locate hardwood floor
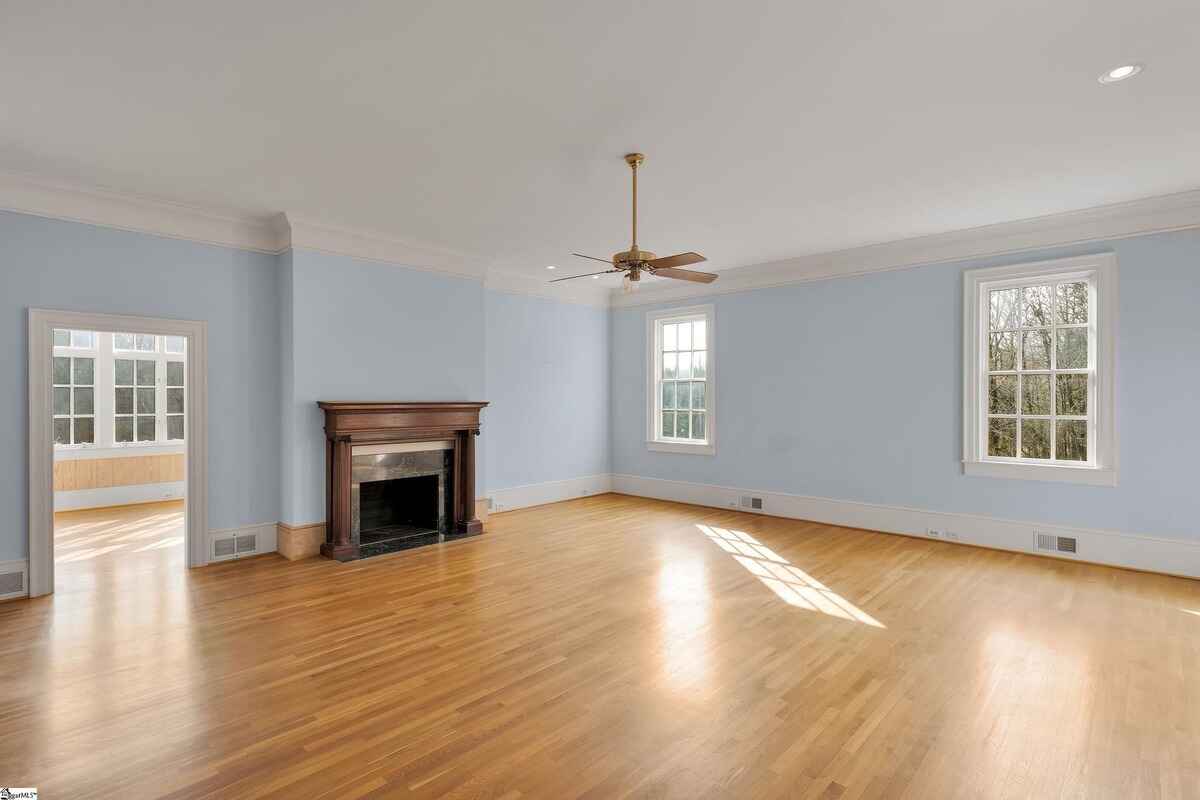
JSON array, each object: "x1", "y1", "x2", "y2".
[
  {"x1": 51, "y1": 500, "x2": 186, "y2": 595},
  {"x1": 2, "y1": 493, "x2": 1198, "y2": 798}
]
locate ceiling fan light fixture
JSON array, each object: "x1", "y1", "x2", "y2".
[{"x1": 1098, "y1": 63, "x2": 1143, "y2": 84}]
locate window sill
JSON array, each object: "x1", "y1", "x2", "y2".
[
  {"x1": 647, "y1": 440, "x2": 715, "y2": 456},
  {"x1": 963, "y1": 460, "x2": 1116, "y2": 487}
]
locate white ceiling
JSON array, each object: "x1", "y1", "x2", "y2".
[{"x1": 2, "y1": 1, "x2": 1198, "y2": 285}]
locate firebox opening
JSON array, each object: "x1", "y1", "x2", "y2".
[{"x1": 358, "y1": 474, "x2": 440, "y2": 544}]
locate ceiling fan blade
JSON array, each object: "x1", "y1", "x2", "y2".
[
  {"x1": 651, "y1": 266, "x2": 718, "y2": 284},
  {"x1": 572, "y1": 253, "x2": 616, "y2": 265},
  {"x1": 645, "y1": 252, "x2": 707, "y2": 270},
  {"x1": 549, "y1": 269, "x2": 623, "y2": 283}
]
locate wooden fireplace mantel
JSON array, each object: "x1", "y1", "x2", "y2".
[{"x1": 318, "y1": 401, "x2": 488, "y2": 561}]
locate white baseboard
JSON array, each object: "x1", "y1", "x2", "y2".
[
  {"x1": 611, "y1": 473, "x2": 1200, "y2": 580},
  {"x1": 487, "y1": 474, "x2": 613, "y2": 513},
  {"x1": 0, "y1": 558, "x2": 29, "y2": 600},
  {"x1": 207, "y1": 522, "x2": 278, "y2": 563},
  {"x1": 55, "y1": 481, "x2": 186, "y2": 511}
]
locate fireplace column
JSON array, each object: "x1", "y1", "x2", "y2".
[
  {"x1": 321, "y1": 435, "x2": 356, "y2": 561},
  {"x1": 458, "y1": 429, "x2": 482, "y2": 535}
]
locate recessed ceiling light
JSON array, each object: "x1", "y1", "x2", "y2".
[
  {"x1": 592, "y1": 275, "x2": 600, "y2": 279},
  {"x1": 1098, "y1": 63, "x2": 1143, "y2": 84},
  {"x1": 546, "y1": 265, "x2": 556, "y2": 270}
]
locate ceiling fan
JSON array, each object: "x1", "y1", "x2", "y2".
[{"x1": 551, "y1": 153, "x2": 717, "y2": 292}]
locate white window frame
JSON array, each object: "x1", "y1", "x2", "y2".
[
  {"x1": 646, "y1": 304, "x2": 716, "y2": 455},
  {"x1": 963, "y1": 253, "x2": 1117, "y2": 486},
  {"x1": 51, "y1": 332, "x2": 99, "y2": 448},
  {"x1": 111, "y1": 333, "x2": 188, "y2": 447}
]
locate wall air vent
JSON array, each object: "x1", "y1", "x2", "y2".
[
  {"x1": 740, "y1": 496, "x2": 764, "y2": 511},
  {"x1": 0, "y1": 567, "x2": 26, "y2": 599},
  {"x1": 1035, "y1": 532, "x2": 1078, "y2": 555},
  {"x1": 235, "y1": 534, "x2": 258, "y2": 554}
]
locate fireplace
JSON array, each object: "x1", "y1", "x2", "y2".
[{"x1": 319, "y1": 402, "x2": 488, "y2": 561}]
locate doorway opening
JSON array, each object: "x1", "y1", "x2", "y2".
[
  {"x1": 51, "y1": 328, "x2": 188, "y2": 595},
  {"x1": 28, "y1": 309, "x2": 208, "y2": 597}
]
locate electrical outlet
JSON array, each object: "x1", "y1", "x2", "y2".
[
  {"x1": 945, "y1": 531, "x2": 959, "y2": 540},
  {"x1": 926, "y1": 528, "x2": 942, "y2": 538}
]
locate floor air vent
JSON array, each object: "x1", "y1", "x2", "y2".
[{"x1": 1035, "y1": 532, "x2": 1078, "y2": 555}]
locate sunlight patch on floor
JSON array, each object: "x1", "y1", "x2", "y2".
[{"x1": 697, "y1": 524, "x2": 884, "y2": 628}]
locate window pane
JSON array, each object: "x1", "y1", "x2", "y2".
[
  {"x1": 71, "y1": 330, "x2": 95, "y2": 348},
  {"x1": 168, "y1": 415, "x2": 185, "y2": 441},
  {"x1": 1056, "y1": 328, "x2": 1087, "y2": 369},
  {"x1": 1056, "y1": 282, "x2": 1088, "y2": 324},
  {"x1": 54, "y1": 417, "x2": 71, "y2": 445},
  {"x1": 137, "y1": 360, "x2": 156, "y2": 386},
  {"x1": 137, "y1": 415, "x2": 156, "y2": 442},
  {"x1": 53, "y1": 386, "x2": 70, "y2": 416},
  {"x1": 1021, "y1": 374, "x2": 1050, "y2": 415},
  {"x1": 115, "y1": 417, "x2": 135, "y2": 443},
  {"x1": 677, "y1": 351, "x2": 693, "y2": 380},
  {"x1": 137, "y1": 387, "x2": 156, "y2": 414},
  {"x1": 114, "y1": 333, "x2": 136, "y2": 350},
  {"x1": 693, "y1": 319, "x2": 706, "y2": 350},
  {"x1": 1021, "y1": 419, "x2": 1051, "y2": 459},
  {"x1": 73, "y1": 357, "x2": 94, "y2": 385},
  {"x1": 989, "y1": 288, "x2": 1020, "y2": 330},
  {"x1": 662, "y1": 323, "x2": 677, "y2": 352},
  {"x1": 53, "y1": 329, "x2": 70, "y2": 347},
  {"x1": 662, "y1": 381, "x2": 676, "y2": 410},
  {"x1": 677, "y1": 382, "x2": 691, "y2": 410},
  {"x1": 677, "y1": 322, "x2": 692, "y2": 351},
  {"x1": 988, "y1": 418, "x2": 1016, "y2": 457},
  {"x1": 1056, "y1": 420, "x2": 1088, "y2": 461},
  {"x1": 692, "y1": 412, "x2": 705, "y2": 440},
  {"x1": 1021, "y1": 330, "x2": 1051, "y2": 369},
  {"x1": 54, "y1": 356, "x2": 71, "y2": 385},
  {"x1": 692, "y1": 381, "x2": 706, "y2": 411},
  {"x1": 676, "y1": 411, "x2": 690, "y2": 439},
  {"x1": 164, "y1": 336, "x2": 186, "y2": 354},
  {"x1": 693, "y1": 351, "x2": 707, "y2": 379},
  {"x1": 115, "y1": 358, "x2": 134, "y2": 385},
  {"x1": 663, "y1": 353, "x2": 676, "y2": 380},
  {"x1": 988, "y1": 375, "x2": 1016, "y2": 414},
  {"x1": 1056, "y1": 374, "x2": 1088, "y2": 415},
  {"x1": 136, "y1": 334, "x2": 156, "y2": 351},
  {"x1": 74, "y1": 417, "x2": 95, "y2": 445},
  {"x1": 988, "y1": 333, "x2": 1016, "y2": 371},
  {"x1": 167, "y1": 388, "x2": 184, "y2": 414},
  {"x1": 115, "y1": 387, "x2": 134, "y2": 415},
  {"x1": 661, "y1": 411, "x2": 675, "y2": 438},
  {"x1": 1022, "y1": 285, "x2": 1052, "y2": 327},
  {"x1": 167, "y1": 361, "x2": 185, "y2": 386},
  {"x1": 73, "y1": 387, "x2": 94, "y2": 415}
]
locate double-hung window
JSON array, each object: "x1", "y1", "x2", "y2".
[
  {"x1": 52, "y1": 330, "x2": 97, "y2": 446},
  {"x1": 647, "y1": 305, "x2": 715, "y2": 454},
  {"x1": 963, "y1": 254, "x2": 1116, "y2": 485},
  {"x1": 52, "y1": 331, "x2": 187, "y2": 450}
]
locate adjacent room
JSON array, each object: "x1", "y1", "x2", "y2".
[{"x1": 1, "y1": 2, "x2": 1198, "y2": 797}]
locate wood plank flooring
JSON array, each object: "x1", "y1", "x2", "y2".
[{"x1": 2, "y1": 493, "x2": 1199, "y2": 798}]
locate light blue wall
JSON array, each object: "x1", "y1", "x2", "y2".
[
  {"x1": 484, "y1": 290, "x2": 610, "y2": 491},
  {"x1": 0, "y1": 210, "x2": 281, "y2": 560},
  {"x1": 611, "y1": 228, "x2": 1200, "y2": 543},
  {"x1": 278, "y1": 248, "x2": 486, "y2": 524}
]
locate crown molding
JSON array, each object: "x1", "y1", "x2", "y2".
[
  {"x1": 484, "y1": 269, "x2": 611, "y2": 309},
  {"x1": 281, "y1": 214, "x2": 490, "y2": 280},
  {"x1": 612, "y1": 188, "x2": 1200, "y2": 308},
  {"x1": 0, "y1": 170, "x2": 284, "y2": 253}
]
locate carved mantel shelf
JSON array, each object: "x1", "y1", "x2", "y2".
[{"x1": 318, "y1": 401, "x2": 488, "y2": 561}]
